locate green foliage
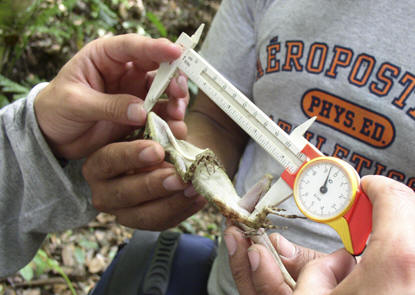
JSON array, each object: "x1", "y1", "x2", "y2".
[
  {"x1": 78, "y1": 238, "x2": 99, "y2": 250},
  {"x1": 0, "y1": 0, "x2": 38, "y2": 71},
  {"x1": 177, "y1": 214, "x2": 218, "y2": 240},
  {"x1": 0, "y1": 0, "x2": 40, "y2": 31},
  {"x1": 146, "y1": 12, "x2": 167, "y2": 37},
  {"x1": 0, "y1": 74, "x2": 30, "y2": 98},
  {"x1": 90, "y1": 0, "x2": 118, "y2": 27},
  {"x1": 19, "y1": 249, "x2": 77, "y2": 295},
  {"x1": 74, "y1": 247, "x2": 86, "y2": 265},
  {"x1": 0, "y1": 0, "x2": 130, "y2": 105},
  {"x1": 0, "y1": 74, "x2": 31, "y2": 107},
  {"x1": 0, "y1": 0, "x2": 125, "y2": 78},
  {"x1": 0, "y1": 0, "x2": 202, "y2": 108},
  {"x1": 0, "y1": 1, "x2": 220, "y2": 293},
  {"x1": 19, "y1": 263, "x2": 34, "y2": 282}
]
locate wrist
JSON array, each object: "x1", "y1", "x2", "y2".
[{"x1": 32, "y1": 82, "x2": 67, "y2": 159}]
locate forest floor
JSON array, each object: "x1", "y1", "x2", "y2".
[{"x1": 0, "y1": 1, "x2": 222, "y2": 294}]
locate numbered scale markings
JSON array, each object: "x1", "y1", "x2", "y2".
[{"x1": 178, "y1": 49, "x2": 305, "y2": 173}]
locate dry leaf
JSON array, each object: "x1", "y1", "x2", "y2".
[{"x1": 87, "y1": 254, "x2": 107, "y2": 274}]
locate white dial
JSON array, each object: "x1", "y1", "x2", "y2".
[{"x1": 293, "y1": 157, "x2": 358, "y2": 221}]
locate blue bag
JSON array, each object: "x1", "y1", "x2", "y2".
[{"x1": 90, "y1": 230, "x2": 217, "y2": 295}]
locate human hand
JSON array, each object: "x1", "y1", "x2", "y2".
[
  {"x1": 34, "y1": 34, "x2": 188, "y2": 160},
  {"x1": 227, "y1": 175, "x2": 415, "y2": 294},
  {"x1": 224, "y1": 225, "x2": 324, "y2": 295},
  {"x1": 82, "y1": 139, "x2": 207, "y2": 230}
]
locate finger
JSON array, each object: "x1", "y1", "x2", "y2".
[
  {"x1": 152, "y1": 86, "x2": 189, "y2": 122},
  {"x1": 87, "y1": 86, "x2": 149, "y2": 125},
  {"x1": 57, "y1": 82, "x2": 148, "y2": 126},
  {"x1": 361, "y1": 175, "x2": 415, "y2": 237},
  {"x1": 152, "y1": 98, "x2": 188, "y2": 122},
  {"x1": 269, "y1": 233, "x2": 325, "y2": 280},
  {"x1": 166, "y1": 97, "x2": 188, "y2": 121},
  {"x1": 114, "y1": 193, "x2": 206, "y2": 230},
  {"x1": 83, "y1": 140, "x2": 165, "y2": 180},
  {"x1": 248, "y1": 244, "x2": 292, "y2": 295},
  {"x1": 89, "y1": 35, "x2": 182, "y2": 74},
  {"x1": 168, "y1": 120, "x2": 188, "y2": 140},
  {"x1": 224, "y1": 225, "x2": 257, "y2": 295},
  {"x1": 148, "y1": 72, "x2": 189, "y2": 116},
  {"x1": 294, "y1": 249, "x2": 356, "y2": 295},
  {"x1": 165, "y1": 73, "x2": 189, "y2": 120},
  {"x1": 91, "y1": 168, "x2": 188, "y2": 211},
  {"x1": 147, "y1": 106, "x2": 188, "y2": 138},
  {"x1": 146, "y1": 97, "x2": 188, "y2": 139},
  {"x1": 54, "y1": 120, "x2": 135, "y2": 159},
  {"x1": 166, "y1": 73, "x2": 189, "y2": 102},
  {"x1": 114, "y1": 68, "x2": 188, "y2": 105}
]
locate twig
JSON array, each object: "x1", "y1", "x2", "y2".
[
  {"x1": 11, "y1": 277, "x2": 65, "y2": 287},
  {"x1": 240, "y1": 224, "x2": 296, "y2": 289},
  {"x1": 267, "y1": 209, "x2": 307, "y2": 219}
]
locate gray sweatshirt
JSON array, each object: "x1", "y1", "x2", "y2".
[
  {"x1": 201, "y1": 0, "x2": 415, "y2": 294},
  {"x1": 0, "y1": 83, "x2": 97, "y2": 277}
]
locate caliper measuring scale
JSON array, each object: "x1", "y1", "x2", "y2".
[
  {"x1": 144, "y1": 24, "x2": 372, "y2": 255},
  {"x1": 182, "y1": 50, "x2": 306, "y2": 174}
]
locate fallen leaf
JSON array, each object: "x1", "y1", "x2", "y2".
[
  {"x1": 88, "y1": 254, "x2": 107, "y2": 274},
  {"x1": 61, "y1": 244, "x2": 75, "y2": 267}
]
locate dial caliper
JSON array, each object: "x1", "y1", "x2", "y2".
[{"x1": 144, "y1": 24, "x2": 372, "y2": 255}]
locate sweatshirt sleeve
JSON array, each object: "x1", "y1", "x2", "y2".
[{"x1": 0, "y1": 83, "x2": 97, "y2": 277}]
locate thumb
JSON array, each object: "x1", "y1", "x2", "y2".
[
  {"x1": 270, "y1": 233, "x2": 325, "y2": 280},
  {"x1": 294, "y1": 249, "x2": 356, "y2": 295},
  {"x1": 75, "y1": 86, "x2": 148, "y2": 125}
]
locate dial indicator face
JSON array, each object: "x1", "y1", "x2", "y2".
[{"x1": 294, "y1": 157, "x2": 357, "y2": 221}]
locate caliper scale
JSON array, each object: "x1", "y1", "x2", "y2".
[{"x1": 144, "y1": 25, "x2": 372, "y2": 255}]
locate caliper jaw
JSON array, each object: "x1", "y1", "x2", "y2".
[
  {"x1": 247, "y1": 117, "x2": 322, "y2": 224},
  {"x1": 143, "y1": 24, "x2": 204, "y2": 112}
]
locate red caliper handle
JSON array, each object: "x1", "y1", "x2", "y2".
[{"x1": 344, "y1": 188, "x2": 372, "y2": 255}]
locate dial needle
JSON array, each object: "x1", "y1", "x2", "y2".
[{"x1": 320, "y1": 167, "x2": 332, "y2": 194}]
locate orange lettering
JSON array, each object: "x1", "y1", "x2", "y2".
[
  {"x1": 257, "y1": 56, "x2": 264, "y2": 79},
  {"x1": 374, "y1": 163, "x2": 386, "y2": 175},
  {"x1": 370, "y1": 63, "x2": 400, "y2": 97},
  {"x1": 277, "y1": 120, "x2": 292, "y2": 133},
  {"x1": 387, "y1": 170, "x2": 405, "y2": 182},
  {"x1": 407, "y1": 178, "x2": 415, "y2": 190},
  {"x1": 282, "y1": 41, "x2": 304, "y2": 72},
  {"x1": 302, "y1": 89, "x2": 395, "y2": 148},
  {"x1": 393, "y1": 72, "x2": 415, "y2": 108},
  {"x1": 332, "y1": 144, "x2": 350, "y2": 160},
  {"x1": 315, "y1": 135, "x2": 326, "y2": 150},
  {"x1": 326, "y1": 46, "x2": 353, "y2": 78},
  {"x1": 304, "y1": 131, "x2": 314, "y2": 141},
  {"x1": 349, "y1": 54, "x2": 375, "y2": 86},
  {"x1": 350, "y1": 153, "x2": 372, "y2": 175},
  {"x1": 407, "y1": 107, "x2": 415, "y2": 120},
  {"x1": 266, "y1": 42, "x2": 280, "y2": 73},
  {"x1": 306, "y1": 43, "x2": 328, "y2": 74}
]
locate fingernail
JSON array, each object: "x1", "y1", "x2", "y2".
[
  {"x1": 138, "y1": 146, "x2": 162, "y2": 163},
  {"x1": 170, "y1": 43, "x2": 182, "y2": 52},
  {"x1": 176, "y1": 74, "x2": 188, "y2": 93},
  {"x1": 184, "y1": 185, "x2": 198, "y2": 198},
  {"x1": 224, "y1": 233, "x2": 237, "y2": 256},
  {"x1": 163, "y1": 174, "x2": 186, "y2": 191},
  {"x1": 177, "y1": 99, "x2": 186, "y2": 118},
  {"x1": 276, "y1": 234, "x2": 296, "y2": 258},
  {"x1": 127, "y1": 103, "x2": 146, "y2": 124},
  {"x1": 248, "y1": 247, "x2": 260, "y2": 271}
]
